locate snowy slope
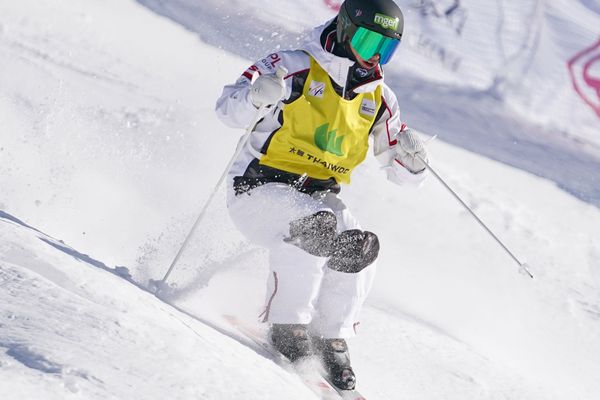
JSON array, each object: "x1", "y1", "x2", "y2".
[
  {"x1": 0, "y1": 212, "x2": 319, "y2": 400},
  {"x1": 138, "y1": 0, "x2": 600, "y2": 207},
  {"x1": 1, "y1": 0, "x2": 600, "y2": 399}
]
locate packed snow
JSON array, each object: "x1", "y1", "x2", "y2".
[{"x1": 1, "y1": 0, "x2": 599, "y2": 399}]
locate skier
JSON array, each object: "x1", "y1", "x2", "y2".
[{"x1": 215, "y1": 0, "x2": 428, "y2": 390}]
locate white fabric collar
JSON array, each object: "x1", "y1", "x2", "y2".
[{"x1": 301, "y1": 20, "x2": 384, "y2": 94}]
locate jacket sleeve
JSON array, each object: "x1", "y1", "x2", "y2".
[
  {"x1": 215, "y1": 51, "x2": 308, "y2": 129},
  {"x1": 371, "y1": 84, "x2": 426, "y2": 186}
]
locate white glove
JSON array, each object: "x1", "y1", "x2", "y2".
[
  {"x1": 395, "y1": 128, "x2": 428, "y2": 174},
  {"x1": 249, "y1": 67, "x2": 288, "y2": 108}
]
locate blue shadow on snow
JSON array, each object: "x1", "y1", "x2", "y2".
[{"x1": 0, "y1": 210, "x2": 132, "y2": 281}]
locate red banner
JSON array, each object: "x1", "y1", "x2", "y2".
[
  {"x1": 323, "y1": 0, "x2": 342, "y2": 12},
  {"x1": 568, "y1": 38, "x2": 600, "y2": 118}
]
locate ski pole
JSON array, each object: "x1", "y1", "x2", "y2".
[
  {"x1": 157, "y1": 104, "x2": 269, "y2": 286},
  {"x1": 416, "y1": 154, "x2": 534, "y2": 279}
]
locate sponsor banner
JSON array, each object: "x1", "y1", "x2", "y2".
[{"x1": 568, "y1": 38, "x2": 600, "y2": 118}]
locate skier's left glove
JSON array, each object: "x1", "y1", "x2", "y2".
[{"x1": 394, "y1": 128, "x2": 428, "y2": 174}]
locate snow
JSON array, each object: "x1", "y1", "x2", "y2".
[
  {"x1": 139, "y1": 0, "x2": 600, "y2": 206},
  {"x1": 0, "y1": 215, "x2": 316, "y2": 400},
  {"x1": 1, "y1": 0, "x2": 600, "y2": 399}
]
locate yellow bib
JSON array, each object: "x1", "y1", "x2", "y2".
[{"x1": 259, "y1": 57, "x2": 382, "y2": 184}]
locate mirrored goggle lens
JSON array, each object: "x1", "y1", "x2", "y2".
[{"x1": 350, "y1": 27, "x2": 400, "y2": 65}]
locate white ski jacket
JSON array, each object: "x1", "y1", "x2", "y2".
[{"x1": 215, "y1": 19, "x2": 424, "y2": 197}]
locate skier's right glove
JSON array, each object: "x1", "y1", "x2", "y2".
[
  {"x1": 249, "y1": 67, "x2": 288, "y2": 108},
  {"x1": 394, "y1": 127, "x2": 428, "y2": 174}
]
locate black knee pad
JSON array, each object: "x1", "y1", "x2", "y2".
[
  {"x1": 327, "y1": 230, "x2": 379, "y2": 273},
  {"x1": 284, "y1": 211, "x2": 337, "y2": 257}
]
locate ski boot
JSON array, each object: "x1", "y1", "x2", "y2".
[
  {"x1": 313, "y1": 337, "x2": 356, "y2": 390},
  {"x1": 270, "y1": 324, "x2": 313, "y2": 362}
]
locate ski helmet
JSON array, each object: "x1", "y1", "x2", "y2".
[{"x1": 336, "y1": 0, "x2": 404, "y2": 64}]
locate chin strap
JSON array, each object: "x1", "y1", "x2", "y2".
[{"x1": 342, "y1": 40, "x2": 357, "y2": 62}]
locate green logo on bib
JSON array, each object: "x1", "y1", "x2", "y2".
[{"x1": 314, "y1": 123, "x2": 345, "y2": 156}]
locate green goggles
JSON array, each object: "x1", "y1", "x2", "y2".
[{"x1": 350, "y1": 26, "x2": 400, "y2": 65}]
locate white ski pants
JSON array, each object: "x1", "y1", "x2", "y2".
[{"x1": 227, "y1": 182, "x2": 376, "y2": 339}]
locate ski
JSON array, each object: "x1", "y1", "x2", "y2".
[{"x1": 223, "y1": 315, "x2": 367, "y2": 400}]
